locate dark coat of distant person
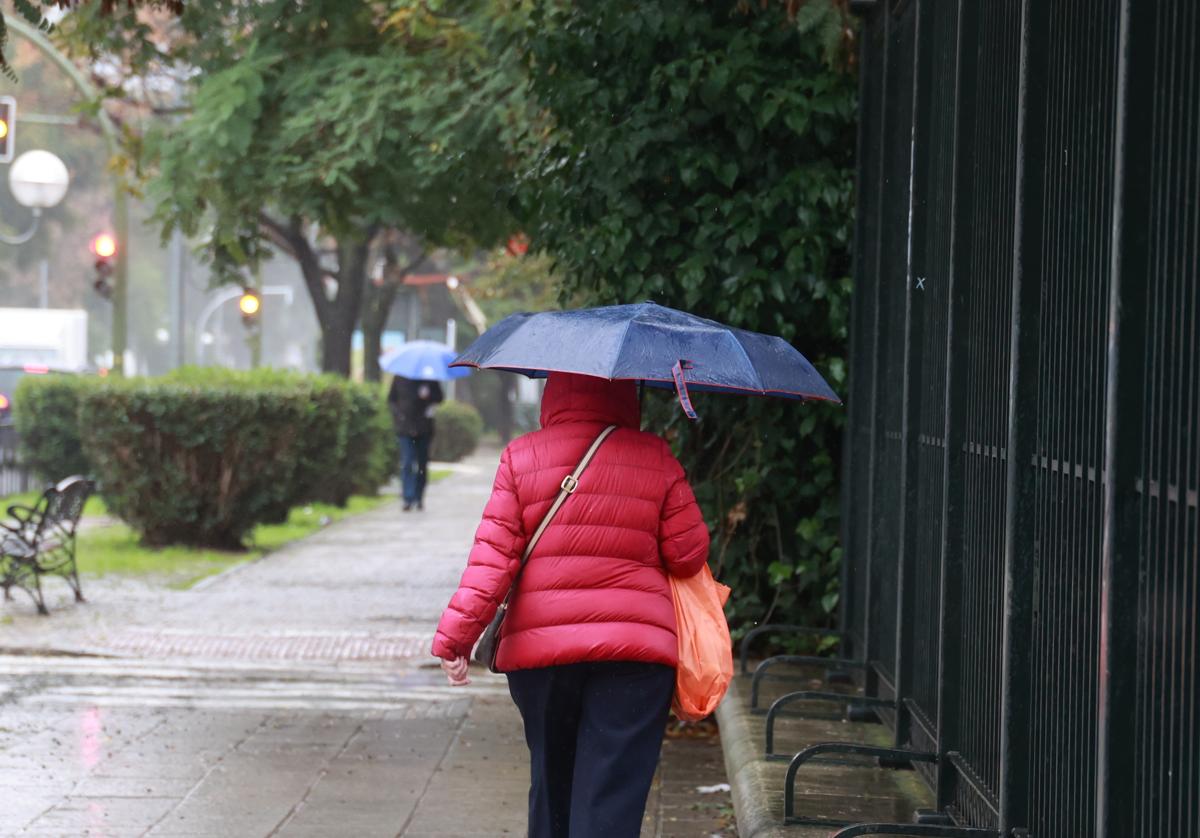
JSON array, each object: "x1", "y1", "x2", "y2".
[{"x1": 388, "y1": 378, "x2": 443, "y2": 438}]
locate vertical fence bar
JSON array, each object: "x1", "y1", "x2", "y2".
[
  {"x1": 935, "y1": 0, "x2": 975, "y2": 814},
  {"x1": 891, "y1": 0, "x2": 927, "y2": 750},
  {"x1": 1097, "y1": 1, "x2": 1153, "y2": 833},
  {"x1": 843, "y1": 3, "x2": 887, "y2": 662},
  {"x1": 900, "y1": 0, "x2": 960, "y2": 765},
  {"x1": 946, "y1": 5, "x2": 1022, "y2": 826},
  {"x1": 867, "y1": 3, "x2": 915, "y2": 703},
  {"x1": 1022, "y1": 3, "x2": 1121, "y2": 834},
  {"x1": 857, "y1": 7, "x2": 892, "y2": 684},
  {"x1": 1121, "y1": 1, "x2": 1200, "y2": 835},
  {"x1": 998, "y1": 0, "x2": 1051, "y2": 832}
]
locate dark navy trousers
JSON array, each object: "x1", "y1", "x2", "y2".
[
  {"x1": 506, "y1": 660, "x2": 675, "y2": 838},
  {"x1": 397, "y1": 433, "x2": 430, "y2": 505}
]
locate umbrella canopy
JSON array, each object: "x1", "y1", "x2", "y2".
[
  {"x1": 380, "y1": 341, "x2": 471, "y2": 381},
  {"x1": 451, "y1": 302, "x2": 838, "y2": 418}
]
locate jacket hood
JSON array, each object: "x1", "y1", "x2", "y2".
[{"x1": 540, "y1": 372, "x2": 641, "y2": 429}]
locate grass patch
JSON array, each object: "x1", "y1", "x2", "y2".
[
  {"x1": 248, "y1": 495, "x2": 389, "y2": 552},
  {"x1": 3, "y1": 493, "x2": 392, "y2": 590},
  {"x1": 78, "y1": 526, "x2": 251, "y2": 590}
]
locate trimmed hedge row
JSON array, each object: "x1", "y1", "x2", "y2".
[
  {"x1": 12, "y1": 373, "x2": 96, "y2": 481},
  {"x1": 82, "y1": 382, "x2": 306, "y2": 548},
  {"x1": 430, "y1": 400, "x2": 484, "y2": 463},
  {"x1": 14, "y1": 369, "x2": 398, "y2": 548}
]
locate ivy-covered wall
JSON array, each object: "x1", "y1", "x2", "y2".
[{"x1": 514, "y1": 1, "x2": 858, "y2": 636}]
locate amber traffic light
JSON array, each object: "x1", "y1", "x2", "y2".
[
  {"x1": 90, "y1": 233, "x2": 118, "y2": 298},
  {"x1": 0, "y1": 96, "x2": 15, "y2": 164},
  {"x1": 239, "y1": 289, "x2": 261, "y2": 328}
]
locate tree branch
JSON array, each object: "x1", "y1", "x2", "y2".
[{"x1": 259, "y1": 211, "x2": 333, "y2": 328}]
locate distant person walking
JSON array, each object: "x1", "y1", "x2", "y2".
[{"x1": 388, "y1": 376, "x2": 443, "y2": 511}]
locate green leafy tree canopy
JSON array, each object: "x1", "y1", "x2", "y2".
[{"x1": 509, "y1": 0, "x2": 858, "y2": 635}]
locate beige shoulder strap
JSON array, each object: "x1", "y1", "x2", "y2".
[{"x1": 500, "y1": 424, "x2": 617, "y2": 608}]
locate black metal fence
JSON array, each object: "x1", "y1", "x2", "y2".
[
  {"x1": 832, "y1": 0, "x2": 1200, "y2": 835},
  {"x1": 0, "y1": 422, "x2": 32, "y2": 497}
]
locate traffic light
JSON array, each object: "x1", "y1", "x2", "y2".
[
  {"x1": 90, "y1": 233, "x2": 117, "y2": 298},
  {"x1": 238, "y1": 288, "x2": 261, "y2": 328},
  {"x1": 0, "y1": 97, "x2": 15, "y2": 164},
  {"x1": 505, "y1": 233, "x2": 529, "y2": 257}
]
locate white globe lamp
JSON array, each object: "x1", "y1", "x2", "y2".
[{"x1": 9, "y1": 149, "x2": 70, "y2": 209}]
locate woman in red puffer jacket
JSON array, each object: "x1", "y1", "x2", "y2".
[{"x1": 432, "y1": 372, "x2": 709, "y2": 838}]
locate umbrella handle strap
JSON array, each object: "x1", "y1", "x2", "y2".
[{"x1": 672, "y1": 360, "x2": 699, "y2": 421}]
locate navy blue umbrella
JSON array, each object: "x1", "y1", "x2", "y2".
[{"x1": 451, "y1": 302, "x2": 839, "y2": 419}]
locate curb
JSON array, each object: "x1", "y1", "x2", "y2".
[{"x1": 716, "y1": 676, "x2": 799, "y2": 838}]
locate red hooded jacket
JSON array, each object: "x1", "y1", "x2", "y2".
[{"x1": 431, "y1": 372, "x2": 710, "y2": 671}]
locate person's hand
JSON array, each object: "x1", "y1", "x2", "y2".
[{"x1": 440, "y1": 655, "x2": 471, "y2": 686}]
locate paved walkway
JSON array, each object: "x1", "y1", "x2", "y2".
[{"x1": 0, "y1": 445, "x2": 735, "y2": 837}]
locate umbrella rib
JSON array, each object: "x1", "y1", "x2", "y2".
[
  {"x1": 727, "y1": 330, "x2": 767, "y2": 393},
  {"x1": 608, "y1": 311, "x2": 641, "y2": 381}
]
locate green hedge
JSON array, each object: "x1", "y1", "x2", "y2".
[
  {"x1": 13, "y1": 374, "x2": 99, "y2": 483},
  {"x1": 15, "y1": 368, "x2": 397, "y2": 548},
  {"x1": 430, "y1": 400, "x2": 483, "y2": 462},
  {"x1": 163, "y1": 368, "x2": 395, "y2": 507},
  {"x1": 80, "y1": 380, "x2": 307, "y2": 548}
]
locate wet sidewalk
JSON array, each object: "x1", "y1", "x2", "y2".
[{"x1": 0, "y1": 445, "x2": 735, "y2": 837}]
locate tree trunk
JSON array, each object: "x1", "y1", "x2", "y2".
[
  {"x1": 324, "y1": 234, "x2": 373, "y2": 376},
  {"x1": 258, "y1": 214, "x2": 378, "y2": 378},
  {"x1": 321, "y1": 316, "x2": 355, "y2": 376},
  {"x1": 361, "y1": 233, "x2": 425, "y2": 383},
  {"x1": 360, "y1": 299, "x2": 388, "y2": 382}
]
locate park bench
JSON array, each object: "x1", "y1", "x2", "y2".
[{"x1": 0, "y1": 475, "x2": 91, "y2": 615}]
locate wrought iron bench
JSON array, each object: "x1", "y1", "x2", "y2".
[{"x1": 1, "y1": 475, "x2": 91, "y2": 615}]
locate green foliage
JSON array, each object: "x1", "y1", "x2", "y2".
[
  {"x1": 79, "y1": 378, "x2": 308, "y2": 548},
  {"x1": 430, "y1": 400, "x2": 484, "y2": 463},
  {"x1": 57, "y1": 0, "x2": 523, "y2": 282},
  {"x1": 16, "y1": 369, "x2": 400, "y2": 549},
  {"x1": 13, "y1": 374, "x2": 100, "y2": 483},
  {"x1": 511, "y1": 1, "x2": 857, "y2": 637},
  {"x1": 162, "y1": 367, "x2": 395, "y2": 508},
  {"x1": 321, "y1": 382, "x2": 397, "y2": 506},
  {"x1": 53, "y1": 0, "x2": 526, "y2": 375}
]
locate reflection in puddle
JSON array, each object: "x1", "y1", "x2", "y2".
[
  {"x1": 88, "y1": 800, "x2": 108, "y2": 835},
  {"x1": 79, "y1": 705, "x2": 103, "y2": 770}
]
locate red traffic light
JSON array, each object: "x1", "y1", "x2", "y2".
[
  {"x1": 91, "y1": 233, "x2": 118, "y2": 259},
  {"x1": 505, "y1": 233, "x2": 529, "y2": 257}
]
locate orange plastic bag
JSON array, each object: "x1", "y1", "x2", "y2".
[{"x1": 670, "y1": 564, "x2": 733, "y2": 721}]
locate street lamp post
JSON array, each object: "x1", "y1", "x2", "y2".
[
  {"x1": 7, "y1": 17, "x2": 130, "y2": 376},
  {"x1": 1, "y1": 149, "x2": 69, "y2": 245},
  {"x1": 194, "y1": 284, "x2": 294, "y2": 366}
]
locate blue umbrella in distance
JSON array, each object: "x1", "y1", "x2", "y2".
[
  {"x1": 451, "y1": 301, "x2": 838, "y2": 419},
  {"x1": 380, "y1": 341, "x2": 471, "y2": 381}
]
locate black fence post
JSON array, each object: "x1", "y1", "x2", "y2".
[
  {"x1": 891, "y1": 0, "x2": 928, "y2": 750},
  {"x1": 1096, "y1": 2, "x2": 1150, "y2": 832},
  {"x1": 1098, "y1": 1, "x2": 1200, "y2": 835},
  {"x1": 840, "y1": 0, "x2": 881, "y2": 663},
  {"x1": 934, "y1": 0, "x2": 976, "y2": 815},
  {"x1": 859, "y1": 6, "x2": 893, "y2": 696},
  {"x1": 997, "y1": 0, "x2": 1051, "y2": 833}
]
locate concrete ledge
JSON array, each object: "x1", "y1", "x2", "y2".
[
  {"x1": 718, "y1": 676, "x2": 824, "y2": 838},
  {"x1": 717, "y1": 673, "x2": 934, "y2": 838}
]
